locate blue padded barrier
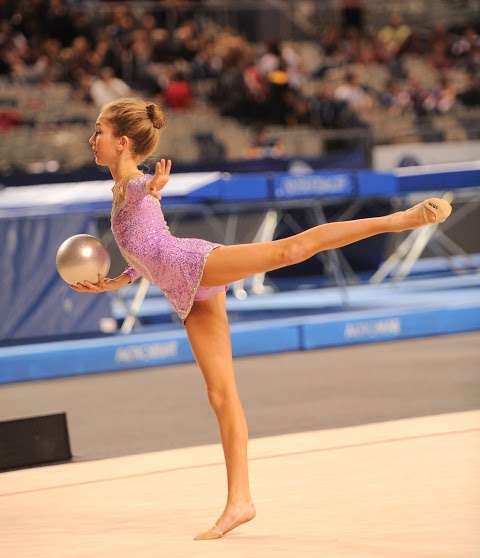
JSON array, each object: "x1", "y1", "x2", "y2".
[
  {"x1": 0, "y1": 330, "x2": 193, "y2": 383},
  {"x1": 396, "y1": 167, "x2": 480, "y2": 193},
  {"x1": 230, "y1": 321, "x2": 300, "y2": 357},
  {"x1": 2, "y1": 296, "x2": 479, "y2": 384},
  {"x1": 220, "y1": 174, "x2": 270, "y2": 201},
  {"x1": 169, "y1": 182, "x2": 222, "y2": 202},
  {"x1": 0, "y1": 320, "x2": 301, "y2": 384},
  {"x1": 357, "y1": 171, "x2": 398, "y2": 196},
  {"x1": 301, "y1": 303, "x2": 480, "y2": 350}
]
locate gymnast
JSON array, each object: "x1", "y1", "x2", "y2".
[{"x1": 69, "y1": 97, "x2": 452, "y2": 540}]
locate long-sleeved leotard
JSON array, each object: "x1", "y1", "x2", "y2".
[{"x1": 111, "y1": 173, "x2": 227, "y2": 322}]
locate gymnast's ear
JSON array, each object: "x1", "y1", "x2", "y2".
[{"x1": 118, "y1": 135, "x2": 131, "y2": 153}]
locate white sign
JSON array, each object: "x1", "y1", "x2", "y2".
[{"x1": 374, "y1": 141, "x2": 480, "y2": 171}]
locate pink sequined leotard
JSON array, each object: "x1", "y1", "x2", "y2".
[{"x1": 110, "y1": 173, "x2": 227, "y2": 322}]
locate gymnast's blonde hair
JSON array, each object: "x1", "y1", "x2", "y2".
[{"x1": 102, "y1": 97, "x2": 166, "y2": 208}]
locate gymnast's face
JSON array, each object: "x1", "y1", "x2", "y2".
[{"x1": 88, "y1": 114, "x2": 130, "y2": 167}]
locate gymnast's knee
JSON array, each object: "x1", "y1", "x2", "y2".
[{"x1": 207, "y1": 388, "x2": 239, "y2": 413}]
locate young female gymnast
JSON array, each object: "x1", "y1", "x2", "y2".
[{"x1": 70, "y1": 97, "x2": 452, "y2": 540}]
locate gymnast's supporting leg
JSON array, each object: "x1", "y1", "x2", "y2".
[
  {"x1": 200, "y1": 197, "x2": 452, "y2": 287},
  {"x1": 184, "y1": 291, "x2": 256, "y2": 540}
]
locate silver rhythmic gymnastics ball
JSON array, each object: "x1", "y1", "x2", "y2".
[{"x1": 56, "y1": 234, "x2": 111, "y2": 285}]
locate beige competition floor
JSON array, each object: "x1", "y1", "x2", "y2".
[{"x1": 1, "y1": 409, "x2": 479, "y2": 558}]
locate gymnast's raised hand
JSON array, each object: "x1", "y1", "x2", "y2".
[{"x1": 146, "y1": 158, "x2": 172, "y2": 199}]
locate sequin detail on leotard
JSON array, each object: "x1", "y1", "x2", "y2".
[{"x1": 110, "y1": 174, "x2": 227, "y2": 322}]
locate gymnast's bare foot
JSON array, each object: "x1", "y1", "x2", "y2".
[
  {"x1": 390, "y1": 197, "x2": 452, "y2": 232},
  {"x1": 194, "y1": 501, "x2": 256, "y2": 540}
]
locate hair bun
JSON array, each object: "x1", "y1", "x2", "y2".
[{"x1": 146, "y1": 103, "x2": 165, "y2": 129}]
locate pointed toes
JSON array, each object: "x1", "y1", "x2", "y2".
[
  {"x1": 425, "y1": 198, "x2": 452, "y2": 223},
  {"x1": 438, "y1": 199, "x2": 453, "y2": 221},
  {"x1": 432, "y1": 198, "x2": 452, "y2": 222},
  {"x1": 193, "y1": 527, "x2": 223, "y2": 540}
]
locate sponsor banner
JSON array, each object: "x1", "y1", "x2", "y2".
[{"x1": 273, "y1": 172, "x2": 355, "y2": 199}]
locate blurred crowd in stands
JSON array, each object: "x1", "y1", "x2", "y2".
[{"x1": 1, "y1": 0, "x2": 480, "y2": 133}]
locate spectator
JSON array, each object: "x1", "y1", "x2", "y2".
[
  {"x1": 162, "y1": 68, "x2": 193, "y2": 109},
  {"x1": 90, "y1": 37, "x2": 122, "y2": 76},
  {"x1": 171, "y1": 21, "x2": 200, "y2": 62},
  {"x1": 0, "y1": 108, "x2": 22, "y2": 131},
  {"x1": 429, "y1": 37, "x2": 451, "y2": 70},
  {"x1": 123, "y1": 29, "x2": 159, "y2": 95},
  {"x1": 378, "y1": 13, "x2": 412, "y2": 57},
  {"x1": 311, "y1": 81, "x2": 368, "y2": 129},
  {"x1": 13, "y1": 37, "x2": 65, "y2": 84},
  {"x1": 43, "y1": 0, "x2": 76, "y2": 47},
  {"x1": 379, "y1": 79, "x2": 411, "y2": 115},
  {"x1": 243, "y1": 47, "x2": 268, "y2": 104},
  {"x1": 90, "y1": 66, "x2": 131, "y2": 108},
  {"x1": 257, "y1": 40, "x2": 282, "y2": 77},
  {"x1": 62, "y1": 35, "x2": 93, "y2": 82},
  {"x1": 334, "y1": 71, "x2": 374, "y2": 111},
  {"x1": 284, "y1": 90, "x2": 312, "y2": 125},
  {"x1": 245, "y1": 124, "x2": 285, "y2": 159},
  {"x1": 458, "y1": 74, "x2": 480, "y2": 107},
  {"x1": 190, "y1": 40, "x2": 220, "y2": 80},
  {"x1": 210, "y1": 46, "x2": 250, "y2": 120},
  {"x1": 106, "y1": 3, "x2": 137, "y2": 48},
  {"x1": 265, "y1": 61, "x2": 292, "y2": 124},
  {"x1": 282, "y1": 43, "x2": 304, "y2": 89},
  {"x1": 339, "y1": 0, "x2": 365, "y2": 32},
  {"x1": 194, "y1": 131, "x2": 226, "y2": 161},
  {"x1": 436, "y1": 78, "x2": 458, "y2": 113},
  {"x1": 450, "y1": 27, "x2": 479, "y2": 59},
  {"x1": 151, "y1": 28, "x2": 176, "y2": 64},
  {"x1": 72, "y1": 69, "x2": 95, "y2": 104},
  {"x1": 408, "y1": 78, "x2": 435, "y2": 117}
]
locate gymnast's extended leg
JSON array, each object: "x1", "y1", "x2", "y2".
[
  {"x1": 200, "y1": 197, "x2": 452, "y2": 287},
  {"x1": 184, "y1": 291, "x2": 256, "y2": 540}
]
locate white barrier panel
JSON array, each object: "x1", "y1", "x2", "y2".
[
  {"x1": 374, "y1": 141, "x2": 480, "y2": 171},
  {"x1": 0, "y1": 172, "x2": 222, "y2": 208}
]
